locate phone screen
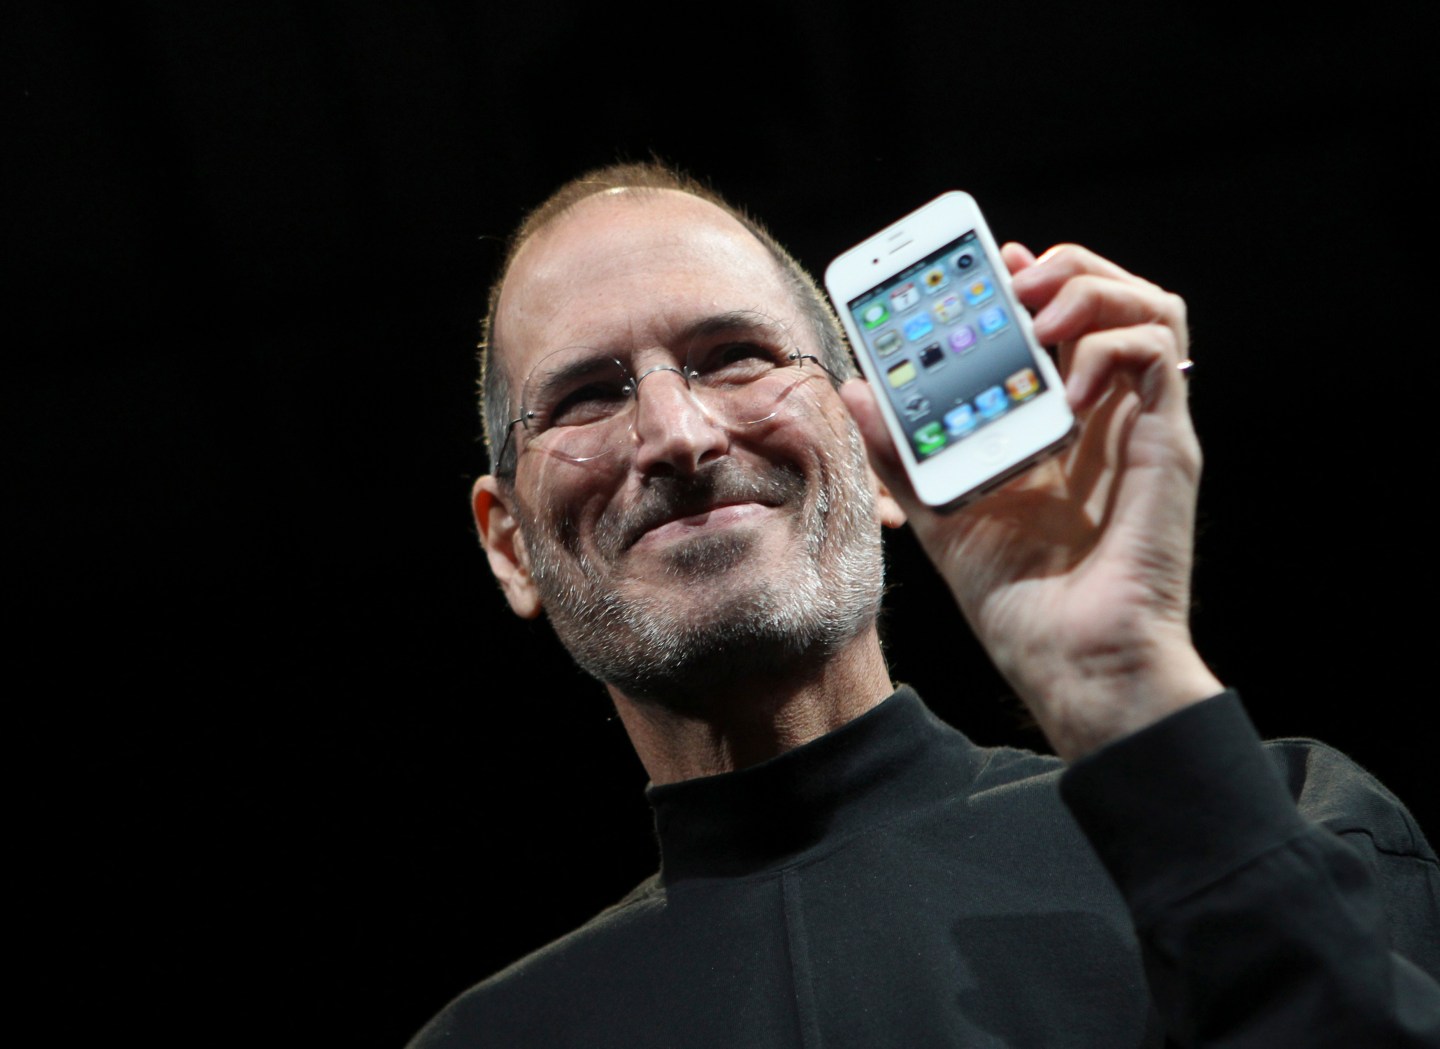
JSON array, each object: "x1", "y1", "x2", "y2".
[{"x1": 846, "y1": 233, "x2": 1051, "y2": 462}]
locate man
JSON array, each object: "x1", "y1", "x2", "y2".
[{"x1": 412, "y1": 164, "x2": 1440, "y2": 1046}]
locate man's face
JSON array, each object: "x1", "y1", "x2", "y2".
[{"x1": 486, "y1": 190, "x2": 885, "y2": 702}]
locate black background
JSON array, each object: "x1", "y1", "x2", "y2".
[{"x1": 12, "y1": 2, "x2": 1432, "y2": 1044}]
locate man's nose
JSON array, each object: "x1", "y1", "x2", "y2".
[{"x1": 630, "y1": 366, "x2": 728, "y2": 477}]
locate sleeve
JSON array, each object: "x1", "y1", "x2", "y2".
[{"x1": 1059, "y1": 690, "x2": 1440, "y2": 1048}]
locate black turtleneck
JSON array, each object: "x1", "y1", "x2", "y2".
[
  {"x1": 412, "y1": 688, "x2": 1440, "y2": 1048},
  {"x1": 648, "y1": 686, "x2": 995, "y2": 883}
]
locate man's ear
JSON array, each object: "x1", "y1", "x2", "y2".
[
  {"x1": 868, "y1": 466, "x2": 907, "y2": 530},
  {"x1": 472, "y1": 475, "x2": 543, "y2": 619}
]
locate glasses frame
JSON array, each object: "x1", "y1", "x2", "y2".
[{"x1": 493, "y1": 349, "x2": 844, "y2": 478}]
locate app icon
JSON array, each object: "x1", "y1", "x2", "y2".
[
  {"x1": 1005, "y1": 367, "x2": 1040, "y2": 401},
  {"x1": 914, "y1": 422, "x2": 946, "y2": 456},
  {"x1": 890, "y1": 282, "x2": 920, "y2": 312},
  {"x1": 978, "y1": 306, "x2": 1009, "y2": 335},
  {"x1": 948, "y1": 326, "x2": 977, "y2": 353},
  {"x1": 933, "y1": 293, "x2": 964, "y2": 324},
  {"x1": 919, "y1": 343, "x2": 945, "y2": 370},
  {"x1": 963, "y1": 277, "x2": 994, "y2": 306},
  {"x1": 953, "y1": 251, "x2": 975, "y2": 270},
  {"x1": 902, "y1": 393, "x2": 931, "y2": 419},
  {"x1": 944, "y1": 403, "x2": 978, "y2": 437},
  {"x1": 887, "y1": 359, "x2": 918, "y2": 388},
  {"x1": 874, "y1": 329, "x2": 902, "y2": 357},
  {"x1": 903, "y1": 314, "x2": 934, "y2": 342},
  {"x1": 861, "y1": 301, "x2": 889, "y2": 329},
  {"x1": 976, "y1": 385, "x2": 1008, "y2": 419},
  {"x1": 922, "y1": 266, "x2": 950, "y2": 294}
]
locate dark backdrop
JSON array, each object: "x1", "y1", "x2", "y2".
[{"x1": 12, "y1": 2, "x2": 1432, "y2": 1044}]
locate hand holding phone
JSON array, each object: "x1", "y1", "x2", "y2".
[
  {"x1": 834, "y1": 204, "x2": 1217, "y2": 757},
  {"x1": 825, "y1": 192, "x2": 1074, "y2": 511}
]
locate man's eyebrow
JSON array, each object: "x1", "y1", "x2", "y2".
[
  {"x1": 522, "y1": 311, "x2": 792, "y2": 382},
  {"x1": 675, "y1": 310, "x2": 790, "y2": 345},
  {"x1": 528, "y1": 351, "x2": 620, "y2": 396}
]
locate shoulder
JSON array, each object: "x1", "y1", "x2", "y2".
[
  {"x1": 1264, "y1": 736, "x2": 1436, "y2": 861},
  {"x1": 959, "y1": 720, "x2": 1435, "y2": 860},
  {"x1": 406, "y1": 874, "x2": 664, "y2": 1049},
  {"x1": 1262, "y1": 738, "x2": 1440, "y2": 974},
  {"x1": 969, "y1": 741, "x2": 1065, "y2": 789}
]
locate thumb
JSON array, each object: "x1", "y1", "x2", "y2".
[{"x1": 839, "y1": 378, "x2": 920, "y2": 513}]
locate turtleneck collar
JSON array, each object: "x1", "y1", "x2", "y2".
[{"x1": 646, "y1": 687, "x2": 989, "y2": 884}]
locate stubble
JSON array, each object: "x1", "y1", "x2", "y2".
[{"x1": 515, "y1": 423, "x2": 885, "y2": 706}]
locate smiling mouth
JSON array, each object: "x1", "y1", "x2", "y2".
[
  {"x1": 631, "y1": 501, "x2": 776, "y2": 548},
  {"x1": 602, "y1": 460, "x2": 807, "y2": 554}
]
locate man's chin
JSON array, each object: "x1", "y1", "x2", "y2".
[
  {"x1": 655, "y1": 529, "x2": 756, "y2": 578},
  {"x1": 544, "y1": 533, "x2": 880, "y2": 707}
]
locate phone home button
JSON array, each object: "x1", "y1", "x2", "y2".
[{"x1": 979, "y1": 433, "x2": 1010, "y2": 463}]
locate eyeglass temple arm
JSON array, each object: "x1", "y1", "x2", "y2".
[{"x1": 792, "y1": 351, "x2": 848, "y2": 387}]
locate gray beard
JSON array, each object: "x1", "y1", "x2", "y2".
[{"x1": 517, "y1": 425, "x2": 885, "y2": 706}]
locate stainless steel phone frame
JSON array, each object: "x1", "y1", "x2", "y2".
[{"x1": 825, "y1": 191, "x2": 1075, "y2": 511}]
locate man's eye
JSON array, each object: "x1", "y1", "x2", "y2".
[
  {"x1": 547, "y1": 381, "x2": 630, "y2": 427},
  {"x1": 693, "y1": 342, "x2": 782, "y2": 383}
]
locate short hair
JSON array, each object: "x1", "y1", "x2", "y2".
[{"x1": 479, "y1": 161, "x2": 854, "y2": 477}]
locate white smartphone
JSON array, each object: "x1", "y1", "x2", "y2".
[{"x1": 825, "y1": 191, "x2": 1075, "y2": 511}]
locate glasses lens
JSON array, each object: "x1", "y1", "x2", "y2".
[
  {"x1": 511, "y1": 320, "x2": 831, "y2": 468},
  {"x1": 681, "y1": 337, "x2": 815, "y2": 428},
  {"x1": 516, "y1": 348, "x2": 632, "y2": 466}
]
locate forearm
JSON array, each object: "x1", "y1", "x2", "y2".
[{"x1": 1062, "y1": 694, "x2": 1440, "y2": 1047}]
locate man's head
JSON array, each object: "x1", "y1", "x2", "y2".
[{"x1": 473, "y1": 164, "x2": 900, "y2": 704}]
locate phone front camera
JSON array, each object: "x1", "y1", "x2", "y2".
[{"x1": 872, "y1": 258, "x2": 879, "y2": 265}]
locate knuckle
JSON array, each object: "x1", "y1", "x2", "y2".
[
  {"x1": 1039, "y1": 242, "x2": 1085, "y2": 273},
  {"x1": 1063, "y1": 273, "x2": 1108, "y2": 312},
  {"x1": 1177, "y1": 432, "x2": 1204, "y2": 480},
  {"x1": 1145, "y1": 322, "x2": 1179, "y2": 357},
  {"x1": 1162, "y1": 291, "x2": 1188, "y2": 328}
]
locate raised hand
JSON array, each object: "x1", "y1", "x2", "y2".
[{"x1": 841, "y1": 243, "x2": 1222, "y2": 759}]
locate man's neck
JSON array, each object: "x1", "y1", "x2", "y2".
[{"x1": 607, "y1": 628, "x2": 895, "y2": 785}]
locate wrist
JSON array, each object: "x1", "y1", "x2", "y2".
[{"x1": 1021, "y1": 638, "x2": 1224, "y2": 761}]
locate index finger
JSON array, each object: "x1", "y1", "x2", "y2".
[{"x1": 1010, "y1": 244, "x2": 1157, "y2": 311}]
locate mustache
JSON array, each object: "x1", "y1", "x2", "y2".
[{"x1": 595, "y1": 459, "x2": 807, "y2": 555}]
